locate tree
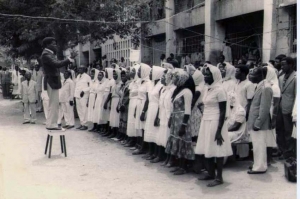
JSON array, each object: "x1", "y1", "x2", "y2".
[{"x1": 0, "y1": 0, "x2": 150, "y2": 60}]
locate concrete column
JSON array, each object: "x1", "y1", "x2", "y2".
[
  {"x1": 89, "y1": 42, "x2": 96, "y2": 64},
  {"x1": 204, "y1": 0, "x2": 225, "y2": 64},
  {"x1": 165, "y1": 0, "x2": 176, "y2": 57},
  {"x1": 262, "y1": 0, "x2": 277, "y2": 62}
]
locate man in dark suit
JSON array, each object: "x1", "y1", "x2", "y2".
[
  {"x1": 247, "y1": 67, "x2": 273, "y2": 174},
  {"x1": 41, "y1": 37, "x2": 75, "y2": 130},
  {"x1": 277, "y1": 57, "x2": 296, "y2": 159}
]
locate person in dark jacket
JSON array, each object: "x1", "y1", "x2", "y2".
[{"x1": 41, "y1": 37, "x2": 75, "y2": 130}]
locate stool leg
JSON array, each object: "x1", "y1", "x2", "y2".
[
  {"x1": 45, "y1": 134, "x2": 50, "y2": 155},
  {"x1": 60, "y1": 135, "x2": 64, "y2": 153},
  {"x1": 49, "y1": 136, "x2": 53, "y2": 158},
  {"x1": 63, "y1": 135, "x2": 67, "y2": 157}
]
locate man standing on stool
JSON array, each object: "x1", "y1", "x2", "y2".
[{"x1": 41, "y1": 37, "x2": 75, "y2": 130}]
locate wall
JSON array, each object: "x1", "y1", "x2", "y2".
[{"x1": 215, "y1": 0, "x2": 264, "y2": 21}]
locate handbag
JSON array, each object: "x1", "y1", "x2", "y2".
[{"x1": 284, "y1": 157, "x2": 297, "y2": 182}]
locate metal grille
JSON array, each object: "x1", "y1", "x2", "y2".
[
  {"x1": 179, "y1": 35, "x2": 205, "y2": 55},
  {"x1": 226, "y1": 32, "x2": 263, "y2": 63}
]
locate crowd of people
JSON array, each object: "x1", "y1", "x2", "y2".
[{"x1": 0, "y1": 37, "x2": 297, "y2": 187}]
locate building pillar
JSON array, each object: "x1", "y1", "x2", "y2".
[
  {"x1": 165, "y1": 0, "x2": 176, "y2": 57},
  {"x1": 204, "y1": 0, "x2": 225, "y2": 64},
  {"x1": 262, "y1": 0, "x2": 277, "y2": 62}
]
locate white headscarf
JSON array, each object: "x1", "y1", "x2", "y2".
[
  {"x1": 192, "y1": 69, "x2": 204, "y2": 87},
  {"x1": 152, "y1": 65, "x2": 166, "y2": 81},
  {"x1": 162, "y1": 63, "x2": 174, "y2": 70},
  {"x1": 105, "y1": 68, "x2": 114, "y2": 80},
  {"x1": 184, "y1": 64, "x2": 196, "y2": 76},
  {"x1": 132, "y1": 64, "x2": 140, "y2": 81},
  {"x1": 139, "y1": 63, "x2": 151, "y2": 80},
  {"x1": 98, "y1": 71, "x2": 106, "y2": 84},
  {"x1": 265, "y1": 65, "x2": 279, "y2": 85},
  {"x1": 114, "y1": 68, "x2": 122, "y2": 84},
  {"x1": 223, "y1": 63, "x2": 236, "y2": 81},
  {"x1": 91, "y1": 68, "x2": 100, "y2": 81},
  {"x1": 206, "y1": 64, "x2": 223, "y2": 89}
]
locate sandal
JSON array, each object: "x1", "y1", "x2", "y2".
[
  {"x1": 170, "y1": 167, "x2": 180, "y2": 173},
  {"x1": 174, "y1": 168, "x2": 187, "y2": 175},
  {"x1": 207, "y1": 179, "x2": 223, "y2": 187}
]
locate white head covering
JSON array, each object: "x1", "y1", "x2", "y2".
[
  {"x1": 223, "y1": 63, "x2": 236, "y2": 81},
  {"x1": 113, "y1": 68, "x2": 122, "y2": 83},
  {"x1": 98, "y1": 71, "x2": 106, "y2": 83},
  {"x1": 206, "y1": 64, "x2": 223, "y2": 89},
  {"x1": 265, "y1": 65, "x2": 279, "y2": 85},
  {"x1": 152, "y1": 65, "x2": 166, "y2": 81},
  {"x1": 91, "y1": 68, "x2": 100, "y2": 81},
  {"x1": 192, "y1": 69, "x2": 204, "y2": 87},
  {"x1": 105, "y1": 68, "x2": 114, "y2": 80},
  {"x1": 184, "y1": 64, "x2": 196, "y2": 76},
  {"x1": 139, "y1": 63, "x2": 151, "y2": 80},
  {"x1": 162, "y1": 63, "x2": 174, "y2": 70},
  {"x1": 132, "y1": 64, "x2": 140, "y2": 81}
]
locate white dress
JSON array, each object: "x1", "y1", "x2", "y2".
[
  {"x1": 93, "y1": 79, "x2": 109, "y2": 124},
  {"x1": 127, "y1": 80, "x2": 140, "y2": 137},
  {"x1": 144, "y1": 81, "x2": 163, "y2": 143},
  {"x1": 195, "y1": 86, "x2": 233, "y2": 158},
  {"x1": 135, "y1": 80, "x2": 153, "y2": 134},
  {"x1": 87, "y1": 79, "x2": 98, "y2": 123},
  {"x1": 156, "y1": 85, "x2": 176, "y2": 147},
  {"x1": 109, "y1": 81, "x2": 121, "y2": 127}
]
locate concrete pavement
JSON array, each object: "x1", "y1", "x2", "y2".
[{"x1": 0, "y1": 97, "x2": 296, "y2": 199}]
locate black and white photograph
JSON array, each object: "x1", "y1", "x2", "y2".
[{"x1": 0, "y1": 0, "x2": 297, "y2": 198}]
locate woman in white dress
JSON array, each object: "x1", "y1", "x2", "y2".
[
  {"x1": 265, "y1": 65, "x2": 281, "y2": 164},
  {"x1": 102, "y1": 68, "x2": 115, "y2": 137},
  {"x1": 154, "y1": 69, "x2": 176, "y2": 164},
  {"x1": 93, "y1": 71, "x2": 109, "y2": 133},
  {"x1": 132, "y1": 63, "x2": 153, "y2": 155},
  {"x1": 195, "y1": 64, "x2": 232, "y2": 187},
  {"x1": 144, "y1": 66, "x2": 166, "y2": 160},
  {"x1": 87, "y1": 68, "x2": 100, "y2": 131},
  {"x1": 125, "y1": 64, "x2": 140, "y2": 148},
  {"x1": 107, "y1": 68, "x2": 122, "y2": 139}
]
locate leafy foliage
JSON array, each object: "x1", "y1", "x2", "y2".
[{"x1": 0, "y1": 0, "x2": 149, "y2": 60}]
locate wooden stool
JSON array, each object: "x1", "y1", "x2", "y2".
[{"x1": 45, "y1": 130, "x2": 67, "y2": 158}]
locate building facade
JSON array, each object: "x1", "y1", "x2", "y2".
[
  {"x1": 65, "y1": 0, "x2": 297, "y2": 68},
  {"x1": 144, "y1": 0, "x2": 297, "y2": 66}
]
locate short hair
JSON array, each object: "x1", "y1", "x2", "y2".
[
  {"x1": 219, "y1": 55, "x2": 225, "y2": 59},
  {"x1": 275, "y1": 54, "x2": 286, "y2": 61},
  {"x1": 269, "y1": 60, "x2": 275, "y2": 66},
  {"x1": 205, "y1": 61, "x2": 211, "y2": 64},
  {"x1": 64, "y1": 70, "x2": 72, "y2": 77},
  {"x1": 254, "y1": 67, "x2": 267, "y2": 78},
  {"x1": 0, "y1": 66, "x2": 2, "y2": 70},
  {"x1": 236, "y1": 65, "x2": 249, "y2": 76},
  {"x1": 282, "y1": 57, "x2": 294, "y2": 65},
  {"x1": 42, "y1": 37, "x2": 56, "y2": 47}
]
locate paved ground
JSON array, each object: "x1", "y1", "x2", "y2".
[{"x1": 0, "y1": 96, "x2": 296, "y2": 199}]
